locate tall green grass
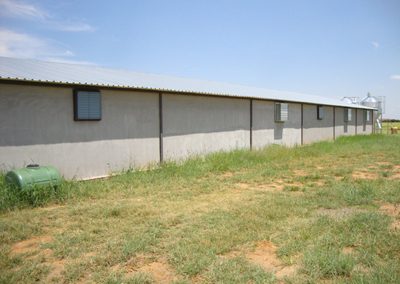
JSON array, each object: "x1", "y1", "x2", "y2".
[
  {"x1": 1, "y1": 134, "x2": 399, "y2": 283},
  {"x1": 0, "y1": 134, "x2": 398, "y2": 212}
]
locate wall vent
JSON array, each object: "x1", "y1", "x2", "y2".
[{"x1": 275, "y1": 102, "x2": 288, "y2": 122}]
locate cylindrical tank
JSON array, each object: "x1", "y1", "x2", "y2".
[
  {"x1": 361, "y1": 93, "x2": 381, "y2": 112},
  {"x1": 5, "y1": 164, "x2": 61, "y2": 190}
]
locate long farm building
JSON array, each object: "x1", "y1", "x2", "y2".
[{"x1": 0, "y1": 57, "x2": 376, "y2": 179}]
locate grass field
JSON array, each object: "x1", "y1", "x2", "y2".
[
  {"x1": 1, "y1": 135, "x2": 400, "y2": 283},
  {"x1": 382, "y1": 121, "x2": 400, "y2": 135}
]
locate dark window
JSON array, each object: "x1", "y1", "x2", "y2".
[
  {"x1": 74, "y1": 90, "x2": 101, "y2": 121},
  {"x1": 317, "y1": 105, "x2": 324, "y2": 120}
]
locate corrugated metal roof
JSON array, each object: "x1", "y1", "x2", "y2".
[{"x1": 0, "y1": 56, "x2": 373, "y2": 109}]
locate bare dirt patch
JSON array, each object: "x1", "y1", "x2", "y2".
[
  {"x1": 389, "y1": 165, "x2": 400, "y2": 180},
  {"x1": 235, "y1": 181, "x2": 286, "y2": 192},
  {"x1": 10, "y1": 235, "x2": 53, "y2": 256},
  {"x1": 137, "y1": 261, "x2": 177, "y2": 283},
  {"x1": 312, "y1": 180, "x2": 325, "y2": 187},
  {"x1": 235, "y1": 182, "x2": 250, "y2": 189},
  {"x1": 246, "y1": 241, "x2": 297, "y2": 279},
  {"x1": 376, "y1": 162, "x2": 392, "y2": 166},
  {"x1": 293, "y1": 170, "x2": 308, "y2": 177},
  {"x1": 390, "y1": 173, "x2": 400, "y2": 180},
  {"x1": 220, "y1": 172, "x2": 234, "y2": 178},
  {"x1": 379, "y1": 203, "x2": 400, "y2": 230},
  {"x1": 342, "y1": 246, "x2": 354, "y2": 255},
  {"x1": 380, "y1": 203, "x2": 400, "y2": 217},
  {"x1": 10, "y1": 236, "x2": 69, "y2": 282},
  {"x1": 362, "y1": 163, "x2": 400, "y2": 180},
  {"x1": 258, "y1": 178, "x2": 305, "y2": 192},
  {"x1": 123, "y1": 255, "x2": 177, "y2": 283},
  {"x1": 220, "y1": 241, "x2": 298, "y2": 279},
  {"x1": 45, "y1": 259, "x2": 66, "y2": 282},
  {"x1": 352, "y1": 171, "x2": 379, "y2": 180},
  {"x1": 334, "y1": 176, "x2": 344, "y2": 181},
  {"x1": 255, "y1": 183, "x2": 285, "y2": 192},
  {"x1": 391, "y1": 220, "x2": 400, "y2": 230}
]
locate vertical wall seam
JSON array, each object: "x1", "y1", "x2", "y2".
[
  {"x1": 333, "y1": 106, "x2": 336, "y2": 140},
  {"x1": 355, "y1": 109, "x2": 357, "y2": 135},
  {"x1": 250, "y1": 99, "x2": 253, "y2": 150},
  {"x1": 301, "y1": 103, "x2": 304, "y2": 145},
  {"x1": 372, "y1": 110, "x2": 375, "y2": 134},
  {"x1": 159, "y1": 92, "x2": 163, "y2": 163}
]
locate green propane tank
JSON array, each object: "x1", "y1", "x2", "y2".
[{"x1": 5, "y1": 164, "x2": 61, "y2": 190}]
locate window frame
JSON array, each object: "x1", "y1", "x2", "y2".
[
  {"x1": 344, "y1": 108, "x2": 352, "y2": 122},
  {"x1": 364, "y1": 110, "x2": 371, "y2": 123},
  {"x1": 73, "y1": 89, "x2": 102, "y2": 121},
  {"x1": 275, "y1": 102, "x2": 289, "y2": 122}
]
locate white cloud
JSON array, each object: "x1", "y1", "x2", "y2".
[
  {"x1": 0, "y1": 0, "x2": 48, "y2": 20},
  {"x1": 0, "y1": 0, "x2": 95, "y2": 32},
  {"x1": 371, "y1": 41, "x2": 380, "y2": 48},
  {"x1": 0, "y1": 28, "x2": 49, "y2": 58},
  {"x1": 0, "y1": 28, "x2": 92, "y2": 64},
  {"x1": 390, "y1": 75, "x2": 400, "y2": 80}
]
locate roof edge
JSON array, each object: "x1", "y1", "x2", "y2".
[{"x1": 0, "y1": 77, "x2": 376, "y2": 110}]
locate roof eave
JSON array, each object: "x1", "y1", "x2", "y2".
[{"x1": 0, "y1": 77, "x2": 377, "y2": 110}]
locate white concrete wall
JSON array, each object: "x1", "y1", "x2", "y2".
[
  {"x1": 163, "y1": 94, "x2": 250, "y2": 160},
  {"x1": 303, "y1": 104, "x2": 334, "y2": 144},
  {"x1": 0, "y1": 83, "x2": 374, "y2": 180},
  {"x1": 252, "y1": 100, "x2": 301, "y2": 148},
  {"x1": 0, "y1": 84, "x2": 159, "y2": 179},
  {"x1": 335, "y1": 107, "x2": 356, "y2": 137}
]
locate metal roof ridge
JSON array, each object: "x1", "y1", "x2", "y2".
[{"x1": 0, "y1": 56, "x2": 376, "y2": 110}]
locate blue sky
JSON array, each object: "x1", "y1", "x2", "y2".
[{"x1": 1, "y1": 0, "x2": 399, "y2": 118}]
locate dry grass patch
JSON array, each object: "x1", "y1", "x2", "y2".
[
  {"x1": 380, "y1": 203, "x2": 400, "y2": 217},
  {"x1": 316, "y1": 208, "x2": 365, "y2": 220},
  {"x1": 342, "y1": 246, "x2": 355, "y2": 255},
  {"x1": 293, "y1": 169, "x2": 308, "y2": 177},
  {"x1": 246, "y1": 241, "x2": 298, "y2": 279},
  {"x1": 234, "y1": 182, "x2": 250, "y2": 190},
  {"x1": 352, "y1": 170, "x2": 379, "y2": 180},
  {"x1": 379, "y1": 203, "x2": 400, "y2": 230},
  {"x1": 313, "y1": 180, "x2": 325, "y2": 187},
  {"x1": 113, "y1": 254, "x2": 178, "y2": 283},
  {"x1": 45, "y1": 259, "x2": 66, "y2": 282},
  {"x1": 1, "y1": 135, "x2": 400, "y2": 283},
  {"x1": 135, "y1": 260, "x2": 177, "y2": 283},
  {"x1": 10, "y1": 235, "x2": 68, "y2": 282},
  {"x1": 389, "y1": 165, "x2": 400, "y2": 180},
  {"x1": 10, "y1": 235, "x2": 53, "y2": 256},
  {"x1": 221, "y1": 240, "x2": 298, "y2": 280},
  {"x1": 256, "y1": 182, "x2": 285, "y2": 191},
  {"x1": 357, "y1": 162, "x2": 400, "y2": 180},
  {"x1": 220, "y1": 172, "x2": 234, "y2": 178}
]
